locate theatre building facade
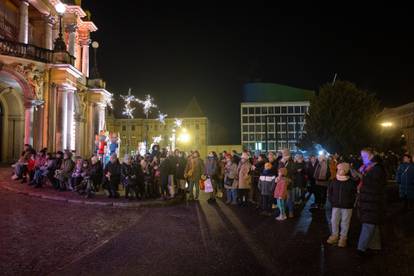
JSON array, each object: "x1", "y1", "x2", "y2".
[{"x1": 0, "y1": 0, "x2": 111, "y2": 162}]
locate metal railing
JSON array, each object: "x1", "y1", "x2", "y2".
[{"x1": 0, "y1": 37, "x2": 74, "y2": 65}]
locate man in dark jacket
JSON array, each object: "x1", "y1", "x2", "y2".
[
  {"x1": 103, "y1": 154, "x2": 122, "y2": 198},
  {"x1": 306, "y1": 155, "x2": 318, "y2": 201},
  {"x1": 357, "y1": 148, "x2": 386, "y2": 255}
]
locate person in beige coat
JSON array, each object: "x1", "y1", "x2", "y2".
[{"x1": 237, "y1": 152, "x2": 252, "y2": 206}]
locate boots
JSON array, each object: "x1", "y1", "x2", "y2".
[
  {"x1": 327, "y1": 235, "x2": 339, "y2": 245},
  {"x1": 338, "y1": 237, "x2": 347, "y2": 247}
]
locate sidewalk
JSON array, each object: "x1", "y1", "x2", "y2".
[{"x1": 0, "y1": 168, "x2": 183, "y2": 208}]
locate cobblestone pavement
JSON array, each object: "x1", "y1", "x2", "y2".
[{"x1": 1, "y1": 174, "x2": 413, "y2": 275}]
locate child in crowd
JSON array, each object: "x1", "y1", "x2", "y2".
[
  {"x1": 327, "y1": 162, "x2": 357, "y2": 247},
  {"x1": 258, "y1": 162, "x2": 276, "y2": 216},
  {"x1": 274, "y1": 167, "x2": 290, "y2": 221}
]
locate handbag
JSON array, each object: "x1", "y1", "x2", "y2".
[{"x1": 204, "y1": 178, "x2": 214, "y2": 193}]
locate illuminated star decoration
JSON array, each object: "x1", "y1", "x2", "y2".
[
  {"x1": 174, "y1": 118, "x2": 183, "y2": 128},
  {"x1": 153, "y1": 135, "x2": 162, "y2": 144},
  {"x1": 136, "y1": 94, "x2": 157, "y2": 118},
  {"x1": 157, "y1": 112, "x2": 168, "y2": 125},
  {"x1": 120, "y1": 88, "x2": 137, "y2": 118}
]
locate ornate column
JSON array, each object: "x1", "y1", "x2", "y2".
[
  {"x1": 18, "y1": 0, "x2": 29, "y2": 44},
  {"x1": 97, "y1": 102, "x2": 106, "y2": 132},
  {"x1": 44, "y1": 15, "x2": 55, "y2": 50},
  {"x1": 66, "y1": 90, "x2": 75, "y2": 151},
  {"x1": 81, "y1": 40, "x2": 90, "y2": 77},
  {"x1": 66, "y1": 24, "x2": 77, "y2": 56},
  {"x1": 24, "y1": 104, "x2": 34, "y2": 145},
  {"x1": 56, "y1": 86, "x2": 68, "y2": 150}
]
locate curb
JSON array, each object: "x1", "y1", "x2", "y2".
[{"x1": 0, "y1": 182, "x2": 184, "y2": 208}]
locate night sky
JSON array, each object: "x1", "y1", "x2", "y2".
[{"x1": 81, "y1": 1, "x2": 412, "y2": 144}]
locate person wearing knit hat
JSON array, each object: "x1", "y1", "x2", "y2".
[
  {"x1": 326, "y1": 162, "x2": 357, "y2": 248},
  {"x1": 237, "y1": 151, "x2": 252, "y2": 206}
]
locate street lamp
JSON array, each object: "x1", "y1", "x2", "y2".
[
  {"x1": 91, "y1": 41, "x2": 100, "y2": 78},
  {"x1": 53, "y1": 3, "x2": 67, "y2": 52},
  {"x1": 178, "y1": 128, "x2": 191, "y2": 144},
  {"x1": 380, "y1": 122, "x2": 393, "y2": 128}
]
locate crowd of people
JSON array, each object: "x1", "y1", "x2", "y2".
[{"x1": 10, "y1": 143, "x2": 410, "y2": 257}]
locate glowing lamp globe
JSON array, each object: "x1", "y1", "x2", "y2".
[
  {"x1": 55, "y1": 3, "x2": 66, "y2": 14},
  {"x1": 92, "y1": 41, "x2": 99, "y2": 49}
]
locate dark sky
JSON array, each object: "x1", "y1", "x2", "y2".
[{"x1": 81, "y1": 1, "x2": 413, "y2": 144}]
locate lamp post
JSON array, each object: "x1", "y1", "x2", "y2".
[
  {"x1": 53, "y1": 3, "x2": 66, "y2": 52},
  {"x1": 91, "y1": 41, "x2": 100, "y2": 79}
]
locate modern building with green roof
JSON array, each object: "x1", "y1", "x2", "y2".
[{"x1": 241, "y1": 82, "x2": 315, "y2": 152}]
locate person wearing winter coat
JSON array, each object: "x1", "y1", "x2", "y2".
[
  {"x1": 327, "y1": 163, "x2": 357, "y2": 247},
  {"x1": 357, "y1": 148, "x2": 386, "y2": 256},
  {"x1": 252, "y1": 154, "x2": 267, "y2": 207},
  {"x1": 103, "y1": 154, "x2": 122, "y2": 198},
  {"x1": 306, "y1": 155, "x2": 318, "y2": 201},
  {"x1": 258, "y1": 162, "x2": 276, "y2": 216},
  {"x1": 89, "y1": 156, "x2": 103, "y2": 192},
  {"x1": 396, "y1": 154, "x2": 414, "y2": 211},
  {"x1": 121, "y1": 155, "x2": 139, "y2": 200},
  {"x1": 175, "y1": 150, "x2": 187, "y2": 196},
  {"x1": 224, "y1": 154, "x2": 238, "y2": 205},
  {"x1": 313, "y1": 154, "x2": 331, "y2": 209},
  {"x1": 279, "y1": 149, "x2": 295, "y2": 217},
  {"x1": 236, "y1": 152, "x2": 252, "y2": 206},
  {"x1": 185, "y1": 151, "x2": 204, "y2": 200},
  {"x1": 57, "y1": 150, "x2": 75, "y2": 191},
  {"x1": 205, "y1": 151, "x2": 218, "y2": 203},
  {"x1": 70, "y1": 157, "x2": 85, "y2": 191},
  {"x1": 293, "y1": 154, "x2": 307, "y2": 204},
  {"x1": 274, "y1": 167, "x2": 291, "y2": 221},
  {"x1": 166, "y1": 152, "x2": 178, "y2": 199},
  {"x1": 159, "y1": 154, "x2": 171, "y2": 200}
]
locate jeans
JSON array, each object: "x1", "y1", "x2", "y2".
[
  {"x1": 161, "y1": 175, "x2": 169, "y2": 196},
  {"x1": 188, "y1": 180, "x2": 200, "y2": 199},
  {"x1": 261, "y1": 195, "x2": 272, "y2": 212},
  {"x1": 226, "y1": 189, "x2": 237, "y2": 203},
  {"x1": 286, "y1": 189, "x2": 295, "y2": 214},
  {"x1": 358, "y1": 223, "x2": 382, "y2": 251},
  {"x1": 331, "y1": 208, "x2": 353, "y2": 238},
  {"x1": 277, "y1": 198, "x2": 286, "y2": 217}
]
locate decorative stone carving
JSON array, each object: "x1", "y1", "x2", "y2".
[
  {"x1": 11, "y1": 63, "x2": 45, "y2": 100},
  {"x1": 74, "y1": 89, "x2": 87, "y2": 122}
]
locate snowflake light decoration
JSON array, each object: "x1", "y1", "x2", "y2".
[
  {"x1": 136, "y1": 94, "x2": 157, "y2": 118},
  {"x1": 174, "y1": 118, "x2": 183, "y2": 128},
  {"x1": 153, "y1": 135, "x2": 162, "y2": 144},
  {"x1": 120, "y1": 88, "x2": 136, "y2": 118},
  {"x1": 157, "y1": 112, "x2": 168, "y2": 124}
]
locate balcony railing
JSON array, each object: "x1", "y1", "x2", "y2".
[{"x1": 0, "y1": 38, "x2": 75, "y2": 65}]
